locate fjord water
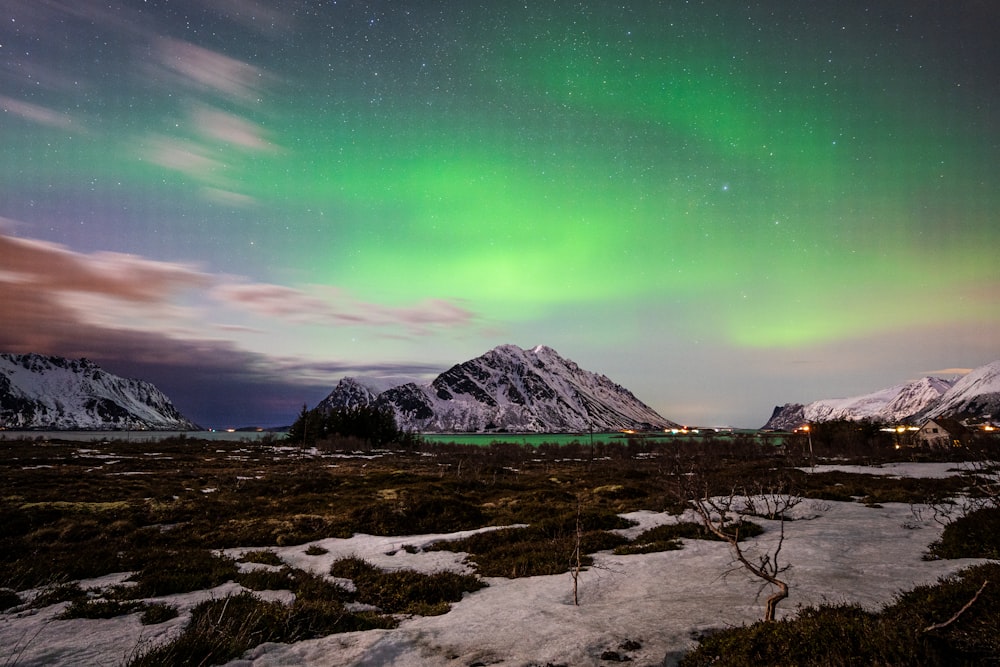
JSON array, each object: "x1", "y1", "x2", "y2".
[{"x1": 0, "y1": 430, "x2": 286, "y2": 443}]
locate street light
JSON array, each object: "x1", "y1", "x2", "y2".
[{"x1": 802, "y1": 424, "x2": 813, "y2": 467}]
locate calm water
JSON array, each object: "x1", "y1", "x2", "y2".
[
  {"x1": 417, "y1": 430, "x2": 774, "y2": 446},
  {"x1": 0, "y1": 430, "x2": 286, "y2": 443},
  {"x1": 0, "y1": 429, "x2": 780, "y2": 446}
]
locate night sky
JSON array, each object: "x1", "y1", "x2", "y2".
[{"x1": 2, "y1": 1, "x2": 997, "y2": 428}]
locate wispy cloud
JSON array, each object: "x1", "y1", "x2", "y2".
[
  {"x1": 0, "y1": 95, "x2": 77, "y2": 131},
  {"x1": 924, "y1": 368, "x2": 972, "y2": 377},
  {"x1": 1, "y1": 229, "x2": 476, "y2": 371},
  {"x1": 212, "y1": 283, "x2": 350, "y2": 324},
  {"x1": 191, "y1": 105, "x2": 278, "y2": 152},
  {"x1": 154, "y1": 38, "x2": 268, "y2": 103},
  {"x1": 201, "y1": 187, "x2": 259, "y2": 207},
  {"x1": 267, "y1": 356, "x2": 443, "y2": 386},
  {"x1": 143, "y1": 135, "x2": 226, "y2": 182},
  {"x1": 0, "y1": 234, "x2": 209, "y2": 303},
  {"x1": 142, "y1": 133, "x2": 258, "y2": 203},
  {"x1": 1, "y1": 231, "x2": 476, "y2": 334},
  {"x1": 212, "y1": 282, "x2": 476, "y2": 331}
]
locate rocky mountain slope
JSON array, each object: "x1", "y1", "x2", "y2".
[
  {"x1": 763, "y1": 360, "x2": 1000, "y2": 429},
  {"x1": 315, "y1": 377, "x2": 378, "y2": 413},
  {"x1": 923, "y1": 360, "x2": 1000, "y2": 421},
  {"x1": 0, "y1": 353, "x2": 198, "y2": 430},
  {"x1": 316, "y1": 344, "x2": 679, "y2": 433}
]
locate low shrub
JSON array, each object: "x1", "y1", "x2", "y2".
[
  {"x1": 329, "y1": 557, "x2": 485, "y2": 615},
  {"x1": 680, "y1": 563, "x2": 1000, "y2": 666},
  {"x1": 29, "y1": 582, "x2": 86, "y2": 609},
  {"x1": 614, "y1": 537, "x2": 683, "y2": 555},
  {"x1": 288, "y1": 568, "x2": 349, "y2": 602},
  {"x1": 128, "y1": 592, "x2": 291, "y2": 666},
  {"x1": 535, "y1": 508, "x2": 637, "y2": 536},
  {"x1": 238, "y1": 550, "x2": 284, "y2": 566},
  {"x1": 59, "y1": 598, "x2": 142, "y2": 620},
  {"x1": 431, "y1": 525, "x2": 628, "y2": 578},
  {"x1": 140, "y1": 602, "x2": 179, "y2": 625},
  {"x1": 927, "y1": 506, "x2": 1000, "y2": 560},
  {"x1": 129, "y1": 591, "x2": 393, "y2": 666},
  {"x1": 612, "y1": 520, "x2": 763, "y2": 555},
  {"x1": 680, "y1": 604, "x2": 884, "y2": 666},
  {"x1": 0, "y1": 588, "x2": 21, "y2": 611},
  {"x1": 128, "y1": 549, "x2": 238, "y2": 598},
  {"x1": 797, "y1": 471, "x2": 966, "y2": 506},
  {"x1": 4, "y1": 541, "x2": 134, "y2": 591},
  {"x1": 235, "y1": 567, "x2": 296, "y2": 591},
  {"x1": 286, "y1": 597, "x2": 392, "y2": 635},
  {"x1": 304, "y1": 544, "x2": 328, "y2": 556},
  {"x1": 348, "y1": 497, "x2": 486, "y2": 536}
]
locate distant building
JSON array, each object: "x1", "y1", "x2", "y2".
[{"x1": 916, "y1": 418, "x2": 970, "y2": 448}]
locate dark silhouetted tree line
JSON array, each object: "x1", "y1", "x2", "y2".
[
  {"x1": 288, "y1": 404, "x2": 403, "y2": 448},
  {"x1": 791, "y1": 420, "x2": 894, "y2": 460}
]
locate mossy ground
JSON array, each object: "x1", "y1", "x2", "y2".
[{"x1": 2, "y1": 433, "x2": 997, "y2": 665}]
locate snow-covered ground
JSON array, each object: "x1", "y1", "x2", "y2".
[
  {"x1": 801, "y1": 461, "x2": 970, "y2": 479},
  {"x1": 1, "y1": 463, "x2": 991, "y2": 667}
]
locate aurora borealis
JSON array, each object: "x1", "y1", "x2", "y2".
[{"x1": 1, "y1": 1, "x2": 997, "y2": 427}]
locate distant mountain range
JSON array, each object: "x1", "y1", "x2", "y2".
[
  {"x1": 316, "y1": 344, "x2": 680, "y2": 433},
  {"x1": 7, "y1": 347, "x2": 996, "y2": 434},
  {"x1": 763, "y1": 360, "x2": 1000, "y2": 430},
  {"x1": 0, "y1": 353, "x2": 198, "y2": 430}
]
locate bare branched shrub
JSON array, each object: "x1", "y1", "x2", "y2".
[
  {"x1": 920, "y1": 456, "x2": 1000, "y2": 538},
  {"x1": 683, "y1": 474, "x2": 803, "y2": 622}
]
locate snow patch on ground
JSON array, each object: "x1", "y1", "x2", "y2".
[
  {"x1": 802, "y1": 461, "x2": 974, "y2": 479},
  {"x1": 1, "y1": 463, "x2": 991, "y2": 667}
]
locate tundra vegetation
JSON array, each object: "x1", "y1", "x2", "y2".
[{"x1": 0, "y1": 421, "x2": 998, "y2": 665}]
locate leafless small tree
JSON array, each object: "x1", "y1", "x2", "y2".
[
  {"x1": 570, "y1": 498, "x2": 583, "y2": 606},
  {"x1": 920, "y1": 456, "x2": 1000, "y2": 527},
  {"x1": 965, "y1": 456, "x2": 1000, "y2": 508},
  {"x1": 567, "y1": 495, "x2": 622, "y2": 606},
  {"x1": 689, "y1": 484, "x2": 801, "y2": 622}
]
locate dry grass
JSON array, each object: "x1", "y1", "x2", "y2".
[{"x1": 2, "y1": 434, "x2": 998, "y2": 665}]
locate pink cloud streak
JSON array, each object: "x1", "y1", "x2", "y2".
[{"x1": 1, "y1": 231, "x2": 477, "y2": 347}]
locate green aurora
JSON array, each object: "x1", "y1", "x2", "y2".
[{"x1": 1, "y1": 1, "x2": 997, "y2": 426}]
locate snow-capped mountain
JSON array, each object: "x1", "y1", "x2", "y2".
[
  {"x1": 922, "y1": 360, "x2": 1000, "y2": 421},
  {"x1": 318, "y1": 345, "x2": 679, "y2": 433},
  {"x1": 763, "y1": 360, "x2": 1000, "y2": 429},
  {"x1": 763, "y1": 376, "x2": 954, "y2": 430},
  {"x1": 0, "y1": 353, "x2": 198, "y2": 430},
  {"x1": 315, "y1": 377, "x2": 379, "y2": 413}
]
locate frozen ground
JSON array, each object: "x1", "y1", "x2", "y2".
[
  {"x1": 0, "y1": 462, "x2": 990, "y2": 667},
  {"x1": 801, "y1": 461, "x2": 971, "y2": 479}
]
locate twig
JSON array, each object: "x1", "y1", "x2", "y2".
[
  {"x1": 570, "y1": 498, "x2": 582, "y2": 606},
  {"x1": 923, "y1": 580, "x2": 989, "y2": 633}
]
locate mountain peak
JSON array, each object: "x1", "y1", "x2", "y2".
[
  {"x1": 763, "y1": 360, "x2": 1000, "y2": 428},
  {"x1": 924, "y1": 361, "x2": 1000, "y2": 420},
  {"x1": 316, "y1": 377, "x2": 378, "y2": 412},
  {"x1": 318, "y1": 345, "x2": 678, "y2": 433},
  {"x1": 0, "y1": 353, "x2": 198, "y2": 430}
]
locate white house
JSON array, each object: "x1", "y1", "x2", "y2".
[{"x1": 916, "y1": 418, "x2": 969, "y2": 448}]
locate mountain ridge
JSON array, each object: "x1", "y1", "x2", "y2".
[
  {"x1": 316, "y1": 344, "x2": 679, "y2": 433},
  {"x1": 763, "y1": 360, "x2": 1000, "y2": 429},
  {"x1": 0, "y1": 353, "x2": 198, "y2": 430}
]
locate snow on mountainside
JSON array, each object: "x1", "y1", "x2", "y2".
[
  {"x1": 316, "y1": 377, "x2": 378, "y2": 413},
  {"x1": 923, "y1": 360, "x2": 1000, "y2": 420},
  {"x1": 763, "y1": 376, "x2": 953, "y2": 430},
  {"x1": 318, "y1": 345, "x2": 680, "y2": 433},
  {"x1": 763, "y1": 361, "x2": 1000, "y2": 429},
  {"x1": 0, "y1": 353, "x2": 198, "y2": 430}
]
